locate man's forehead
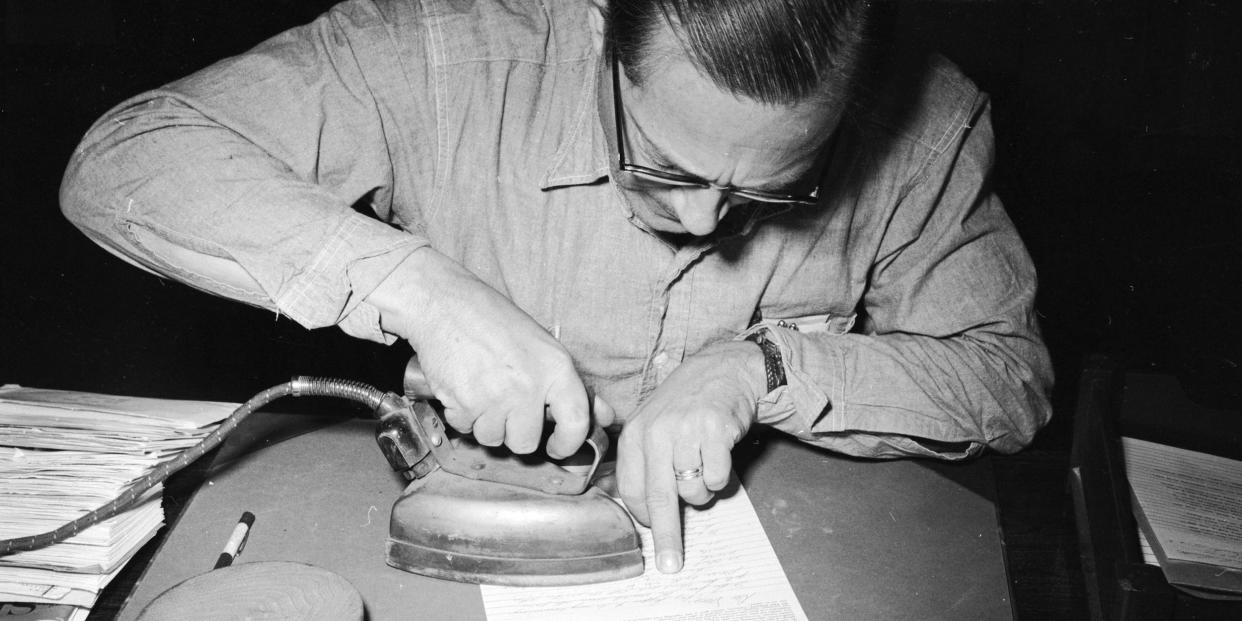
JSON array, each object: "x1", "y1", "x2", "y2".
[{"x1": 623, "y1": 56, "x2": 839, "y2": 178}]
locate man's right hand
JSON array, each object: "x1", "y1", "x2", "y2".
[{"x1": 367, "y1": 247, "x2": 606, "y2": 459}]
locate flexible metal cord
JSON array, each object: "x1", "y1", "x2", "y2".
[{"x1": 0, "y1": 377, "x2": 388, "y2": 555}]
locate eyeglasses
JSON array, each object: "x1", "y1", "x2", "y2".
[{"x1": 611, "y1": 56, "x2": 822, "y2": 207}]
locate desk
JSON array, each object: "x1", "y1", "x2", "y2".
[{"x1": 113, "y1": 418, "x2": 1012, "y2": 620}]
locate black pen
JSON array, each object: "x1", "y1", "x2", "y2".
[{"x1": 214, "y1": 511, "x2": 255, "y2": 569}]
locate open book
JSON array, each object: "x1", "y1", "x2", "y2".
[{"x1": 1123, "y1": 437, "x2": 1242, "y2": 599}]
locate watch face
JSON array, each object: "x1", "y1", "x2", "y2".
[{"x1": 749, "y1": 333, "x2": 786, "y2": 391}]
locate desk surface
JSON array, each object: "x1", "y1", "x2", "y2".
[{"x1": 115, "y1": 418, "x2": 1012, "y2": 620}]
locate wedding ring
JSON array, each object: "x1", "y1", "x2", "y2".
[{"x1": 674, "y1": 467, "x2": 704, "y2": 481}]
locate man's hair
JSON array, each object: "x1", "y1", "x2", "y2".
[{"x1": 605, "y1": 0, "x2": 873, "y2": 108}]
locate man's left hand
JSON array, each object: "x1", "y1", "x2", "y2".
[{"x1": 616, "y1": 340, "x2": 768, "y2": 573}]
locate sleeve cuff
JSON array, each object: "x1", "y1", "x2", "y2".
[
  {"x1": 738, "y1": 324, "x2": 986, "y2": 460},
  {"x1": 736, "y1": 323, "x2": 832, "y2": 434},
  {"x1": 273, "y1": 213, "x2": 426, "y2": 342}
]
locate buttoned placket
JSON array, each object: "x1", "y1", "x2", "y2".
[{"x1": 638, "y1": 242, "x2": 708, "y2": 400}]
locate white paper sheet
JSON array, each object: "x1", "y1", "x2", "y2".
[
  {"x1": 1123, "y1": 437, "x2": 1242, "y2": 571},
  {"x1": 480, "y1": 483, "x2": 807, "y2": 621},
  {"x1": 0, "y1": 385, "x2": 235, "y2": 430}
]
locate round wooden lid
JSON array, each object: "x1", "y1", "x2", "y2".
[{"x1": 136, "y1": 561, "x2": 364, "y2": 621}]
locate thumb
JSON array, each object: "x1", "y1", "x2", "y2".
[
  {"x1": 591, "y1": 393, "x2": 617, "y2": 428},
  {"x1": 544, "y1": 377, "x2": 591, "y2": 460}
]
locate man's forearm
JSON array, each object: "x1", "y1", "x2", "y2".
[
  {"x1": 365, "y1": 246, "x2": 473, "y2": 345},
  {"x1": 755, "y1": 325, "x2": 1053, "y2": 459}
]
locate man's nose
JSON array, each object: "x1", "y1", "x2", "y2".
[{"x1": 674, "y1": 189, "x2": 741, "y2": 236}]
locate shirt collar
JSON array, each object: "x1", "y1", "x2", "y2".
[{"x1": 540, "y1": 52, "x2": 611, "y2": 190}]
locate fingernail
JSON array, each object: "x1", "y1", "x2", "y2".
[{"x1": 657, "y1": 551, "x2": 681, "y2": 573}]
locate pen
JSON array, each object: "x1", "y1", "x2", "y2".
[{"x1": 213, "y1": 511, "x2": 255, "y2": 569}]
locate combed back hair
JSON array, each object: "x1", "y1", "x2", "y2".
[{"x1": 606, "y1": 0, "x2": 873, "y2": 108}]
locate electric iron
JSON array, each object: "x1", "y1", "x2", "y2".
[{"x1": 373, "y1": 358, "x2": 644, "y2": 586}]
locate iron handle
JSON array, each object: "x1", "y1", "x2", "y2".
[{"x1": 400, "y1": 356, "x2": 608, "y2": 495}]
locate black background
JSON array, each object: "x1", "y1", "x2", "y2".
[{"x1": 3, "y1": 0, "x2": 1240, "y2": 443}]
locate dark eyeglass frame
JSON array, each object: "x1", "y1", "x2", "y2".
[{"x1": 611, "y1": 55, "x2": 822, "y2": 207}]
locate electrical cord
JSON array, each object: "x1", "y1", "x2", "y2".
[{"x1": 0, "y1": 377, "x2": 393, "y2": 555}]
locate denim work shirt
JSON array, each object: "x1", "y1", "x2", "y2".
[{"x1": 61, "y1": 0, "x2": 1053, "y2": 459}]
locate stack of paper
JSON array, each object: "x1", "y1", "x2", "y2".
[
  {"x1": 0, "y1": 385, "x2": 235, "y2": 620},
  {"x1": 1123, "y1": 437, "x2": 1242, "y2": 598}
]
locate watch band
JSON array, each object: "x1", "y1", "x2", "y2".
[{"x1": 746, "y1": 330, "x2": 787, "y2": 393}]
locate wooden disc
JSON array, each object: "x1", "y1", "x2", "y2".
[{"x1": 136, "y1": 561, "x2": 364, "y2": 621}]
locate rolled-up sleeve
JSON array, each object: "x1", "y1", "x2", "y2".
[
  {"x1": 59, "y1": 2, "x2": 428, "y2": 342},
  {"x1": 753, "y1": 98, "x2": 1053, "y2": 459}
]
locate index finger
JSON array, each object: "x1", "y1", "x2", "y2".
[{"x1": 645, "y1": 442, "x2": 684, "y2": 573}]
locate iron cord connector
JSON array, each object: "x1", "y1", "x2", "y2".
[
  {"x1": 289, "y1": 376, "x2": 389, "y2": 411},
  {"x1": 374, "y1": 404, "x2": 444, "y2": 481}
]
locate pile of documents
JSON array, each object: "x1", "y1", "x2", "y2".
[
  {"x1": 0, "y1": 385, "x2": 234, "y2": 620},
  {"x1": 1124, "y1": 436, "x2": 1242, "y2": 599}
]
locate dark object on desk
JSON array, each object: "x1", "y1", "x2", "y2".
[
  {"x1": 213, "y1": 511, "x2": 255, "y2": 570},
  {"x1": 134, "y1": 561, "x2": 363, "y2": 621},
  {"x1": 1068, "y1": 358, "x2": 1242, "y2": 621}
]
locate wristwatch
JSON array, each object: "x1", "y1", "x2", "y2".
[{"x1": 745, "y1": 329, "x2": 787, "y2": 393}]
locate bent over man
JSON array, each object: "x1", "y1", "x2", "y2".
[{"x1": 62, "y1": 0, "x2": 1052, "y2": 573}]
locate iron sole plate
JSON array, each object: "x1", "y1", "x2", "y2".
[{"x1": 386, "y1": 537, "x2": 644, "y2": 586}]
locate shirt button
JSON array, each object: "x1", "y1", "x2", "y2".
[{"x1": 652, "y1": 352, "x2": 669, "y2": 367}]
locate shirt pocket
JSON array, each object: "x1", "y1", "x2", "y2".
[{"x1": 764, "y1": 311, "x2": 857, "y2": 336}]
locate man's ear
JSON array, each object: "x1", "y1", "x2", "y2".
[{"x1": 585, "y1": 0, "x2": 607, "y2": 54}]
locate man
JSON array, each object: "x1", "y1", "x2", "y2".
[{"x1": 61, "y1": 0, "x2": 1052, "y2": 574}]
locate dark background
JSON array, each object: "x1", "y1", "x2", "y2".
[{"x1": 2, "y1": 1, "x2": 1240, "y2": 618}]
